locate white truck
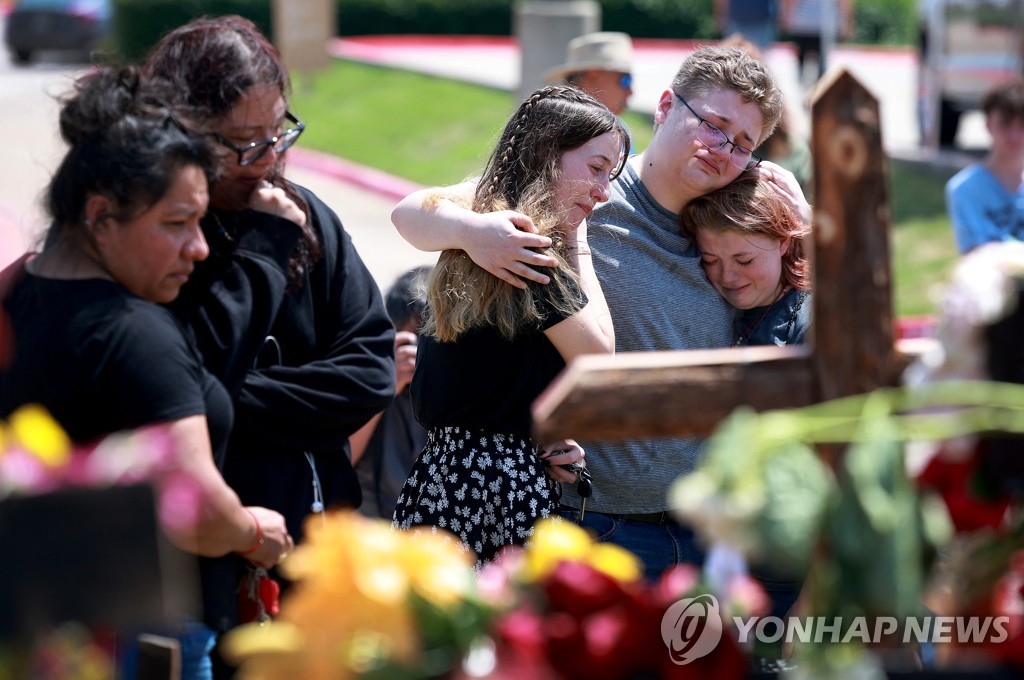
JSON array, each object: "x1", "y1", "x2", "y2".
[{"x1": 918, "y1": 0, "x2": 1024, "y2": 148}]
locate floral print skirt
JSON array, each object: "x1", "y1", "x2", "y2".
[{"x1": 392, "y1": 426, "x2": 558, "y2": 568}]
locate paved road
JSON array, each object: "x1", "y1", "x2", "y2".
[{"x1": 0, "y1": 57, "x2": 73, "y2": 266}]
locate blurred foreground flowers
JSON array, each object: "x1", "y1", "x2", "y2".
[
  {"x1": 671, "y1": 381, "x2": 1024, "y2": 676},
  {"x1": 0, "y1": 403, "x2": 205, "y2": 535},
  {"x1": 0, "y1": 405, "x2": 193, "y2": 680},
  {"x1": 223, "y1": 514, "x2": 760, "y2": 680}
]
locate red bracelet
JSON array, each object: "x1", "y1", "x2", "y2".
[{"x1": 237, "y1": 509, "x2": 265, "y2": 556}]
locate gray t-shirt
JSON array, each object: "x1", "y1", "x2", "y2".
[{"x1": 561, "y1": 158, "x2": 733, "y2": 514}]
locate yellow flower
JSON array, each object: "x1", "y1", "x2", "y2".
[
  {"x1": 229, "y1": 511, "x2": 479, "y2": 679},
  {"x1": 9, "y1": 405, "x2": 70, "y2": 467},
  {"x1": 587, "y1": 542, "x2": 643, "y2": 582},
  {"x1": 522, "y1": 518, "x2": 592, "y2": 581},
  {"x1": 522, "y1": 518, "x2": 642, "y2": 583},
  {"x1": 222, "y1": 622, "x2": 327, "y2": 680},
  {"x1": 404, "y1": 529, "x2": 475, "y2": 607}
]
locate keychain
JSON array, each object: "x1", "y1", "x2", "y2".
[
  {"x1": 237, "y1": 566, "x2": 280, "y2": 625},
  {"x1": 563, "y1": 462, "x2": 593, "y2": 520}
]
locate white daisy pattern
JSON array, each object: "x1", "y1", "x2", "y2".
[{"x1": 392, "y1": 426, "x2": 557, "y2": 569}]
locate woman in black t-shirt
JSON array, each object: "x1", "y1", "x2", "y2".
[
  {"x1": 393, "y1": 86, "x2": 629, "y2": 567},
  {"x1": 0, "y1": 67, "x2": 292, "y2": 679}
]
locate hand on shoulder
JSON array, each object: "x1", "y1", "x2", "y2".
[
  {"x1": 463, "y1": 210, "x2": 558, "y2": 289},
  {"x1": 751, "y1": 161, "x2": 813, "y2": 227}
]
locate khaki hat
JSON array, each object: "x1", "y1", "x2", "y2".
[{"x1": 543, "y1": 32, "x2": 634, "y2": 84}]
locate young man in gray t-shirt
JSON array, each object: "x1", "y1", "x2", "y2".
[{"x1": 391, "y1": 46, "x2": 810, "y2": 580}]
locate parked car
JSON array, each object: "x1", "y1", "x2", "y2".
[
  {"x1": 4, "y1": 0, "x2": 112, "y2": 65},
  {"x1": 918, "y1": 0, "x2": 1024, "y2": 148}
]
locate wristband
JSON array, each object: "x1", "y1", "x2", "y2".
[{"x1": 237, "y1": 508, "x2": 265, "y2": 555}]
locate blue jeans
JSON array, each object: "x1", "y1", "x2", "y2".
[{"x1": 559, "y1": 508, "x2": 706, "y2": 582}]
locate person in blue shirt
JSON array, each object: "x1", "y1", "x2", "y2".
[{"x1": 946, "y1": 77, "x2": 1024, "y2": 254}]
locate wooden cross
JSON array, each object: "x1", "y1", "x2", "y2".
[{"x1": 533, "y1": 69, "x2": 933, "y2": 445}]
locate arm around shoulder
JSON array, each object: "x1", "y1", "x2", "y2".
[
  {"x1": 391, "y1": 183, "x2": 559, "y2": 288},
  {"x1": 391, "y1": 183, "x2": 477, "y2": 252}
]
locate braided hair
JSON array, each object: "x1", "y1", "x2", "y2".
[{"x1": 424, "y1": 85, "x2": 629, "y2": 342}]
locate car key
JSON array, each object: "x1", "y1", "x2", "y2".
[{"x1": 562, "y1": 462, "x2": 593, "y2": 521}]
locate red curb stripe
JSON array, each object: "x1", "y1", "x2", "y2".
[
  {"x1": 339, "y1": 35, "x2": 515, "y2": 49},
  {"x1": 288, "y1": 147, "x2": 423, "y2": 204}
]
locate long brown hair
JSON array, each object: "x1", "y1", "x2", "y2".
[{"x1": 423, "y1": 85, "x2": 628, "y2": 342}]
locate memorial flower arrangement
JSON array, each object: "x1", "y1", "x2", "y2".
[
  {"x1": 0, "y1": 404, "x2": 184, "y2": 505},
  {"x1": 222, "y1": 514, "x2": 768, "y2": 680}
]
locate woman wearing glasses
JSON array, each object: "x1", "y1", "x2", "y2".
[{"x1": 141, "y1": 13, "x2": 395, "y2": 657}]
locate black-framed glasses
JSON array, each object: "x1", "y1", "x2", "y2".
[
  {"x1": 619, "y1": 73, "x2": 633, "y2": 89},
  {"x1": 674, "y1": 93, "x2": 761, "y2": 171},
  {"x1": 211, "y1": 111, "x2": 305, "y2": 167}
]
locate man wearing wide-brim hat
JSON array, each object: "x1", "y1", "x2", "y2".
[{"x1": 544, "y1": 31, "x2": 634, "y2": 116}]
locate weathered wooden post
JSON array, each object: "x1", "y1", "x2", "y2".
[
  {"x1": 808, "y1": 68, "x2": 899, "y2": 404},
  {"x1": 532, "y1": 68, "x2": 915, "y2": 444}
]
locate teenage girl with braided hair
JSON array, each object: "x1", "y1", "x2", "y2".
[{"x1": 393, "y1": 85, "x2": 629, "y2": 566}]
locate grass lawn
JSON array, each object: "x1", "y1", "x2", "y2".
[
  {"x1": 291, "y1": 59, "x2": 957, "y2": 318},
  {"x1": 291, "y1": 59, "x2": 655, "y2": 187},
  {"x1": 888, "y1": 159, "x2": 960, "y2": 318}
]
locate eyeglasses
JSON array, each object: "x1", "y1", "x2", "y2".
[
  {"x1": 619, "y1": 73, "x2": 633, "y2": 89},
  {"x1": 211, "y1": 111, "x2": 305, "y2": 167},
  {"x1": 674, "y1": 93, "x2": 761, "y2": 171}
]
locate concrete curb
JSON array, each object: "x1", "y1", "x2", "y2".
[{"x1": 288, "y1": 148, "x2": 424, "y2": 204}]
